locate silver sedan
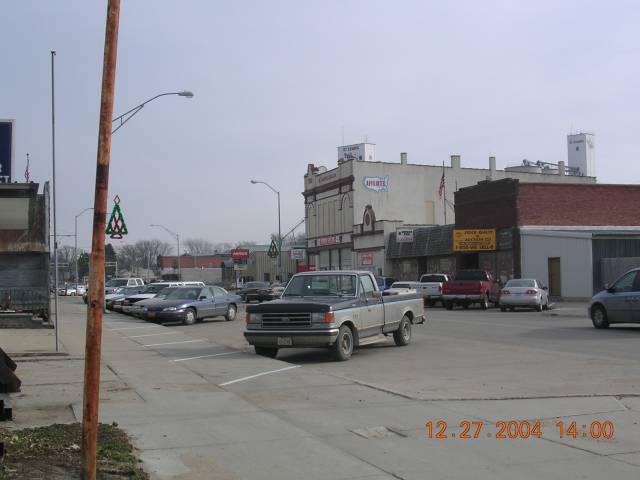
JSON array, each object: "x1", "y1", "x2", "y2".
[
  {"x1": 589, "y1": 268, "x2": 640, "y2": 328},
  {"x1": 499, "y1": 279, "x2": 549, "y2": 312}
]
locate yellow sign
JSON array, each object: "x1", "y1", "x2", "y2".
[{"x1": 453, "y1": 229, "x2": 496, "y2": 251}]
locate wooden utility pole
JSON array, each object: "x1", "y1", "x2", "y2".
[{"x1": 80, "y1": 1, "x2": 120, "y2": 479}]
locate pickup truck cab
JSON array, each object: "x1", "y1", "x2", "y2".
[
  {"x1": 244, "y1": 271, "x2": 425, "y2": 361},
  {"x1": 416, "y1": 273, "x2": 451, "y2": 306},
  {"x1": 442, "y1": 270, "x2": 500, "y2": 310}
]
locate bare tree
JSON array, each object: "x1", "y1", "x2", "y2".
[
  {"x1": 183, "y1": 238, "x2": 216, "y2": 255},
  {"x1": 213, "y1": 242, "x2": 233, "y2": 253},
  {"x1": 117, "y1": 239, "x2": 172, "y2": 275},
  {"x1": 236, "y1": 240, "x2": 257, "y2": 247}
]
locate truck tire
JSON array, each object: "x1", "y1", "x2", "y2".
[
  {"x1": 393, "y1": 315, "x2": 411, "y2": 346},
  {"x1": 255, "y1": 346, "x2": 279, "y2": 358},
  {"x1": 445, "y1": 301, "x2": 453, "y2": 310},
  {"x1": 332, "y1": 325, "x2": 354, "y2": 361},
  {"x1": 480, "y1": 295, "x2": 489, "y2": 310}
]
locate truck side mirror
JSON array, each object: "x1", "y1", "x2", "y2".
[{"x1": 373, "y1": 291, "x2": 383, "y2": 300}]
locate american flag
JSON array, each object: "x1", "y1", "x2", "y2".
[{"x1": 438, "y1": 169, "x2": 445, "y2": 199}]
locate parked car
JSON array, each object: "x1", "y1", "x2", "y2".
[
  {"x1": 105, "y1": 285, "x2": 146, "y2": 310},
  {"x1": 75, "y1": 285, "x2": 87, "y2": 296},
  {"x1": 375, "y1": 276, "x2": 396, "y2": 291},
  {"x1": 141, "y1": 286, "x2": 241, "y2": 325},
  {"x1": 104, "y1": 277, "x2": 145, "y2": 295},
  {"x1": 58, "y1": 285, "x2": 78, "y2": 296},
  {"x1": 244, "y1": 271, "x2": 425, "y2": 361},
  {"x1": 589, "y1": 268, "x2": 640, "y2": 328},
  {"x1": 270, "y1": 282, "x2": 288, "y2": 298},
  {"x1": 385, "y1": 282, "x2": 419, "y2": 296},
  {"x1": 416, "y1": 273, "x2": 451, "y2": 306},
  {"x1": 237, "y1": 281, "x2": 275, "y2": 302},
  {"x1": 442, "y1": 270, "x2": 501, "y2": 310},
  {"x1": 499, "y1": 278, "x2": 549, "y2": 312},
  {"x1": 121, "y1": 282, "x2": 204, "y2": 315},
  {"x1": 130, "y1": 287, "x2": 181, "y2": 317}
]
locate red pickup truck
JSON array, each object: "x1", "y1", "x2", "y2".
[{"x1": 442, "y1": 270, "x2": 501, "y2": 310}]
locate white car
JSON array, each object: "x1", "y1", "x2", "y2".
[
  {"x1": 104, "y1": 277, "x2": 145, "y2": 295},
  {"x1": 499, "y1": 278, "x2": 549, "y2": 312},
  {"x1": 385, "y1": 281, "x2": 421, "y2": 296}
]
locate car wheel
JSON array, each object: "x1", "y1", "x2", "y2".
[
  {"x1": 591, "y1": 305, "x2": 610, "y2": 329},
  {"x1": 500, "y1": 306, "x2": 506, "y2": 312},
  {"x1": 254, "y1": 346, "x2": 278, "y2": 358},
  {"x1": 393, "y1": 315, "x2": 411, "y2": 346},
  {"x1": 480, "y1": 295, "x2": 489, "y2": 310},
  {"x1": 535, "y1": 303, "x2": 543, "y2": 312},
  {"x1": 445, "y1": 301, "x2": 453, "y2": 310},
  {"x1": 183, "y1": 308, "x2": 197, "y2": 326},
  {"x1": 332, "y1": 325, "x2": 354, "y2": 361},
  {"x1": 225, "y1": 304, "x2": 237, "y2": 321}
]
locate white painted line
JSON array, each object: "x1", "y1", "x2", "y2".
[
  {"x1": 143, "y1": 339, "x2": 206, "y2": 347},
  {"x1": 220, "y1": 365, "x2": 301, "y2": 386},
  {"x1": 129, "y1": 332, "x2": 183, "y2": 338},
  {"x1": 172, "y1": 351, "x2": 242, "y2": 362},
  {"x1": 109, "y1": 326, "x2": 164, "y2": 331}
]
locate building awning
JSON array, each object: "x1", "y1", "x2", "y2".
[{"x1": 387, "y1": 225, "x2": 454, "y2": 259}]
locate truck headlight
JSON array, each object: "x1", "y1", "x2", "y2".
[
  {"x1": 312, "y1": 311, "x2": 335, "y2": 323},
  {"x1": 245, "y1": 313, "x2": 262, "y2": 324}
]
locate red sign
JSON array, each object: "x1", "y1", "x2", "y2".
[
  {"x1": 318, "y1": 235, "x2": 338, "y2": 246},
  {"x1": 361, "y1": 253, "x2": 374, "y2": 265},
  {"x1": 231, "y1": 248, "x2": 250, "y2": 260}
]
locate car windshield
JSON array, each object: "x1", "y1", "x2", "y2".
[
  {"x1": 283, "y1": 274, "x2": 357, "y2": 297},
  {"x1": 454, "y1": 271, "x2": 488, "y2": 281},
  {"x1": 420, "y1": 275, "x2": 446, "y2": 282},
  {"x1": 506, "y1": 279, "x2": 536, "y2": 288},
  {"x1": 165, "y1": 288, "x2": 202, "y2": 300},
  {"x1": 155, "y1": 287, "x2": 177, "y2": 299},
  {"x1": 245, "y1": 282, "x2": 269, "y2": 289},
  {"x1": 106, "y1": 279, "x2": 128, "y2": 287}
]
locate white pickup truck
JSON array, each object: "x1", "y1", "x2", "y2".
[{"x1": 416, "y1": 273, "x2": 451, "y2": 306}]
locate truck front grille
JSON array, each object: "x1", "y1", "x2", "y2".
[{"x1": 261, "y1": 312, "x2": 312, "y2": 328}]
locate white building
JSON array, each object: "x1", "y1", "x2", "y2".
[{"x1": 304, "y1": 142, "x2": 597, "y2": 275}]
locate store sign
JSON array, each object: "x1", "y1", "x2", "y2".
[
  {"x1": 453, "y1": 229, "x2": 496, "y2": 251},
  {"x1": 362, "y1": 176, "x2": 389, "y2": 193},
  {"x1": 231, "y1": 248, "x2": 250, "y2": 260},
  {"x1": 233, "y1": 264, "x2": 248, "y2": 271},
  {"x1": 497, "y1": 229, "x2": 513, "y2": 250},
  {"x1": 289, "y1": 248, "x2": 306, "y2": 260},
  {"x1": 0, "y1": 120, "x2": 14, "y2": 183},
  {"x1": 361, "y1": 253, "x2": 374, "y2": 265},
  {"x1": 396, "y1": 229, "x2": 414, "y2": 243},
  {"x1": 318, "y1": 235, "x2": 338, "y2": 246}
]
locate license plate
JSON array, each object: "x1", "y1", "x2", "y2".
[
  {"x1": 277, "y1": 337, "x2": 292, "y2": 346},
  {"x1": 148, "y1": 312, "x2": 156, "y2": 319}
]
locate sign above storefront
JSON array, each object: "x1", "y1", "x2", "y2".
[
  {"x1": 289, "y1": 248, "x2": 306, "y2": 260},
  {"x1": 363, "y1": 176, "x2": 389, "y2": 193},
  {"x1": 360, "y1": 253, "x2": 374, "y2": 265},
  {"x1": 453, "y1": 229, "x2": 496, "y2": 251},
  {"x1": 318, "y1": 235, "x2": 338, "y2": 246},
  {"x1": 396, "y1": 229, "x2": 414, "y2": 243}
]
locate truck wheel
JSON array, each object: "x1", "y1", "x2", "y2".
[
  {"x1": 332, "y1": 325, "x2": 354, "y2": 361},
  {"x1": 445, "y1": 301, "x2": 453, "y2": 310},
  {"x1": 480, "y1": 295, "x2": 489, "y2": 310},
  {"x1": 255, "y1": 346, "x2": 279, "y2": 358},
  {"x1": 393, "y1": 316, "x2": 411, "y2": 346}
]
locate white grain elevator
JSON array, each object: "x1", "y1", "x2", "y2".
[{"x1": 567, "y1": 133, "x2": 595, "y2": 177}]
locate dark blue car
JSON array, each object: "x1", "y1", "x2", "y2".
[
  {"x1": 375, "y1": 276, "x2": 397, "y2": 291},
  {"x1": 141, "y1": 286, "x2": 241, "y2": 325}
]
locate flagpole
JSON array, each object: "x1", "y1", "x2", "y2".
[{"x1": 442, "y1": 162, "x2": 447, "y2": 224}]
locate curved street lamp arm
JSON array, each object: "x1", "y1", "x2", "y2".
[
  {"x1": 112, "y1": 91, "x2": 193, "y2": 134},
  {"x1": 150, "y1": 223, "x2": 178, "y2": 240}
]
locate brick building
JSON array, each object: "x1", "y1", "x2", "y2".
[{"x1": 453, "y1": 179, "x2": 640, "y2": 298}]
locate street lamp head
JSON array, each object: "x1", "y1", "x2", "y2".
[
  {"x1": 250, "y1": 180, "x2": 258, "y2": 184},
  {"x1": 178, "y1": 90, "x2": 194, "y2": 98}
]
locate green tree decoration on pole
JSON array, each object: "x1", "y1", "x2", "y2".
[{"x1": 105, "y1": 195, "x2": 128, "y2": 239}]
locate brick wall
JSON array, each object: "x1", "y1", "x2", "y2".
[
  {"x1": 517, "y1": 183, "x2": 640, "y2": 226},
  {"x1": 454, "y1": 179, "x2": 519, "y2": 229}
]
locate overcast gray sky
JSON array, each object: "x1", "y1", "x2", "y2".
[{"x1": 2, "y1": 0, "x2": 639, "y2": 252}]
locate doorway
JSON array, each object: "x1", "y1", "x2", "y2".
[{"x1": 548, "y1": 257, "x2": 561, "y2": 296}]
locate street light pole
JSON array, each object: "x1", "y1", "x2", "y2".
[
  {"x1": 50, "y1": 50, "x2": 59, "y2": 352},
  {"x1": 150, "y1": 224, "x2": 181, "y2": 280},
  {"x1": 112, "y1": 90, "x2": 194, "y2": 134},
  {"x1": 250, "y1": 180, "x2": 282, "y2": 281},
  {"x1": 75, "y1": 207, "x2": 94, "y2": 290}
]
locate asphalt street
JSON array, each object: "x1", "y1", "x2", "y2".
[{"x1": 46, "y1": 298, "x2": 640, "y2": 479}]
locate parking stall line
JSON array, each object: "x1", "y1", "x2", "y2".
[
  {"x1": 143, "y1": 339, "x2": 206, "y2": 347},
  {"x1": 172, "y1": 351, "x2": 243, "y2": 362},
  {"x1": 129, "y1": 332, "x2": 183, "y2": 338},
  {"x1": 109, "y1": 325, "x2": 164, "y2": 331},
  {"x1": 219, "y1": 365, "x2": 301, "y2": 387}
]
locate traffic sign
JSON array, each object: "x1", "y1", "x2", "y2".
[{"x1": 267, "y1": 239, "x2": 279, "y2": 258}]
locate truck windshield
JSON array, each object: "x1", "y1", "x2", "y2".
[
  {"x1": 283, "y1": 274, "x2": 357, "y2": 297},
  {"x1": 106, "y1": 279, "x2": 128, "y2": 287}
]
